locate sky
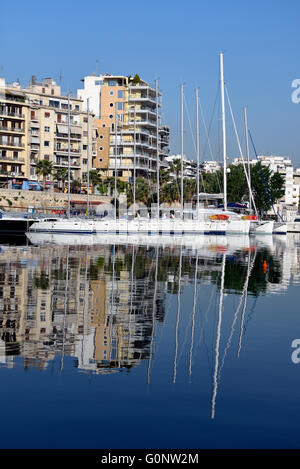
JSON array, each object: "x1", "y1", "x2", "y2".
[{"x1": 1, "y1": 0, "x2": 300, "y2": 166}]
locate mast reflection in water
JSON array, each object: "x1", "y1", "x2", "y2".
[{"x1": 0, "y1": 233, "x2": 300, "y2": 448}]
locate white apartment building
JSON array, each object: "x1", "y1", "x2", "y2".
[{"x1": 77, "y1": 75, "x2": 102, "y2": 117}]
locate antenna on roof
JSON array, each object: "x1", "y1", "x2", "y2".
[{"x1": 58, "y1": 69, "x2": 63, "y2": 87}]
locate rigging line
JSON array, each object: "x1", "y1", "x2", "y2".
[
  {"x1": 183, "y1": 93, "x2": 197, "y2": 154},
  {"x1": 248, "y1": 130, "x2": 278, "y2": 218},
  {"x1": 211, "y1": 252, "x2": 226, "y2": 420},
  {"x1": 173, "y1": 242, "x2": 183, "y2": 384},
  {"x1": 218, "y1": 251, "x2": 257, "y2": 379},
  {"x1": 198, "y1": 94, "x2": 222, "y2": 194},
  {"x1": 202, "y1": 84, "x2": 220, "y2": 160},
  {"x1": 224, "y1": 85, "x2": 258, "y2": 215},
  {"x1": 189, "y1": 250, "x2": 198, "y2": 381}
]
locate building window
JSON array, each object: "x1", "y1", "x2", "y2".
[
  {"x1": 95, "y1": 80, "x2": 101, "y2": 86},
  {"x1": 109, "y1": 102, "x2": 114, "y2": 107},
  {"x1": 102, "y1": 123, "x2": 106, "y2": 128},
  {"x1": 42, "y1": 88, "x2": 45, "y2": 93},
  {"x1": 49, "y1": 100, "x2": 60, "y2": 108},
  {"x1": 75, "y1": 105, "x2": 79, "y2": 111},
  {"x1": 44, "y1": 126, "x2": 50, "y2": 132},
  {"x1": 99, "y1": 146, "x2": 103, "y2": 151},
  {"x1": 117, "y1": 102, "x2": 123, "y2": 111},
  {"x1": 109, "y1": 114, "x2": 113, "y2": 119},
  {"x1": 44, "y1": 141, "x2": 50, "y2": 147},
  {"x1": 83, "y1": 117, "x2": 88, "y2": 123},
  {"x1": 51, "y1": 89, "x2": 54, "y2": 95},
  {"x1": 45, "y1": 112, "x2": 50, "y2": 118},
  {"x1": 44, "y1": 155, "x2": 50, "y2": 160},
  {"x1": 98, "y1": 158, "x2": 103, "y2": 162},
  {"x1": 83, "y1": 159, "x2": 88, "y2": 164},
  {"x1": 83, "y1": 144, "x2": 87, "y2": 150},
  {"x1": 118, "y1": 90, "x2": 124, "y2": 99},
  {"x1": 13, "y1": 151, "x2": 18, "y2": 159},
  {"x1": 109, "y1": 91, "x2": 114, "y2": 96},
  {"x1": 99, "y1": 135, "x2": 103, "y2": 139}
]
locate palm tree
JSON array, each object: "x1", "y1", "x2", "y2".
[
  {"x1": 35, "y1": 159, "x2": 53, "y2": 191},
  {"x1": 126, "y1": 177, "x2": 152, "y2": 206},
  {"x1": 53, "y1": 167, "x2": 70, "y2": 192},
  {"x1": 87, "y1": 169, "x2": 102, "y2": 194}
]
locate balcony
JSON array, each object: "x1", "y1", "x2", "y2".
[
  {"x1": 54, "y1": 161, "x2": 81, "y2": 169},
  {"x1": 0, "y1": 139, "x2": 24, "y2": 149},
  {"x1": 0, "y1": 126, "x2": 25, "y2": 134},
  {"x1": 0, "y1": 109, "x2": 25, "y2": 119},
  {"x1": 128, "y1": 95, "x2": 160, "y2": 106},
  {"x1": 0, "y1": 155, "x2": 25, "y2": 163},
  {"x1": 54, "y1": 147, "x2": 81, "y2": 156},
  {"x1": 128, "y1": 119, "x2": 156, "y2": 128},
  {"x1": 0, "y1": 170, "x2": 25, "y2": 177}
]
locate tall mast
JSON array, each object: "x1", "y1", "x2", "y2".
[
  {"x1": 114, "y1": 112, "x2": 118, "y2": 220},
  {"x1": 243, "y1": 106, "x2": 251, "y2": 212},
  {"x1": 195, "y1": 88, "x2": 200, "y2": 214},
  {"x1": 133, "y1": 106, "x2": 136, "y2": 214},
  {"x1": 155, "y1": 80, "x2": 160, "y2": 221},
  {"x1": 67, "y1": 94, "x2": 71, "y2": 218},
  {"x1": 180, "y1": 83, "x2": 184, "y2": 219},
  {"x1": 156, "y1": 79, "x2": 160, "y2": 222},
  {"x1": 220, "y1": 53, "x2": 227, "y2": 211},
  {"x1": 87, "y1": 97, "x2": 90, "y2": 216}
]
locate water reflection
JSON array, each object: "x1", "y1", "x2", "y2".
[{"x1": 0, "y1": 234, "x2": 299, "y2": 383}]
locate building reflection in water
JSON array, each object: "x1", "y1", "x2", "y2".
[{"x1": 0, "y1": 235, "x2": 299, "y2": 376}]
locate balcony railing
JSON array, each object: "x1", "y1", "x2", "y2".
[
  {"x1": 0, "y1": 126, "x2": 25, "y2": 134},
  {"x1": 0, "y1": 155, "x2": 25, "y2": 163},
  {"x1": 0, "y1": 139, "x2": 24, "y2": 148},
  {"x1": 0, "y1": 110, "x2": 25, "y2": 119},
  {"x1": 54, "y1": 147, "x2": 81, "y2": 155}
]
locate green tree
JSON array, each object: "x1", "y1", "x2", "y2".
[
  {"x1": 53, "y1": 167, "x2": 70, "y2": 192},
  {"x1": 127, "y1": 177, "x2": 152, "y2": 206},
  {"x1": 35, "y1": 159, "x2": 53, "y2": 190},
  {"x1": 84, "y1": 169, "x2": 101, "y2": 194}
]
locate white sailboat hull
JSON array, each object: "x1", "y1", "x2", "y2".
[
  {"x1": 250, "y1": 220, "x2": 274, "y2": 234},
  {"x1": 273, "y1": 222, "x2": 287, "y2": 235}
]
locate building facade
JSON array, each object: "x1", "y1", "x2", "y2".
[
  {"x1": 0, "y1": 77, "x2": 97, "y2": 188},
  {"x1": 78, "y1": 74, "x2": 169, "y2": 182}
]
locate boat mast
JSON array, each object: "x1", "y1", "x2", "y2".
[
  {"x1": 195, "y1": 88, "x2": 200, "y2": 214},
  {"x1": 156, "y1": 79, "x2": 160, "y2": 223},
  {"x1": 114, "y1": 112, "x2": 118, "y2": 220},
  {"x1": 220, "y1": 53, "x2": 227, "y2": 211},
  {"x1": 180, "y1": 83, "x2": 184, "y2": 219},
  {"x1": 87, "y1": 97, "x2": 90, "y2": 216},
  {"x1": 243, "y1": 106, "x2": 251, "y2": 212},
  {"x1": 133, "y1": 106, "x2": 136, "y2": 215},
  {"x1": 67, "y1": 94, "x2": 71, "y2": 218}
]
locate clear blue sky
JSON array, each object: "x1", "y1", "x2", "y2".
[{"x1": 2, "y1": 0, "x2": 300, "y2": 166}]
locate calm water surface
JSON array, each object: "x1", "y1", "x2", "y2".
[{"x1": 0, "y1": 233, "x2": 300, "y2": 449}]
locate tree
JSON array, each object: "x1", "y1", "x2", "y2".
[
  {"x1": 84, "y1": 169, "x2": 101, "y2": 194},
  {"x1": 53, "y1": 167, "x2": 70, "y2": 192},
  {"x1": 35, "y1": 159, "x2": 53, "y2": 190},
  {"x1": 126, "y1": 177, "x2": 152, "y2": 206}
]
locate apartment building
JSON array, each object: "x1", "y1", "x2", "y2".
[
  {"x1": 0, "y1": 77, "x2": 97, "y2": 187},
  {"x1": 0, "y1": 79, "x2": 28, "y2": 184},
  {"x1": 78, "y1": 74, "x2": 169, "y2": 182}
]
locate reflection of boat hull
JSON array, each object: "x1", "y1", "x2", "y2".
[{"x1": 250, "y1": 220, "x2": 274, "y2": 235}]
